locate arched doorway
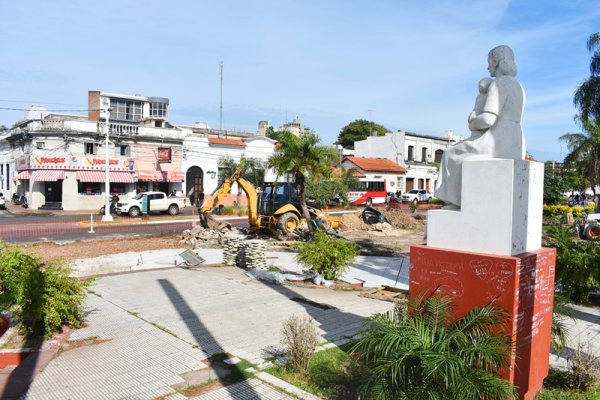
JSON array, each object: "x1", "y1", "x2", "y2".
[{"x1": 186, "y1": 166, "x2": 204, "y2": 207}]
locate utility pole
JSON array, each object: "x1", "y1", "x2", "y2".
[
  {"x1": 101, "y1": 99, "x2": 113, "y2": 222},
  {"x1": 219, "y1": 61, "x2": 223, "y2": 131}
]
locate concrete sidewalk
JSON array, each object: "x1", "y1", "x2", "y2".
[
  {"x1": 6, "y1": 246, "x2": 599, "y2": 399},
  {"x1": 12, "y1": 249, "x2": 395, "y2": 400}
]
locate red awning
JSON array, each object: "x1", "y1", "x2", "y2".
[
  {"x1": 16, "y1": 171, "x2": 31, "y2": 180},
  {"x1": 168, "y1": 171, "x2": 184, "y2": 182},
  {"x1": 31, "y1": 170, "x2": 65, "y2": 182},
  {"x1": 136, "y1": 170, "x2": 160, "y2": 181},
  {"x1": 77, "y1": 170, "x2": 135, "y2": 183},
  {"x1": 136, "y1": 170, "x2": 183, "y2": 182},
  {"x1": 110, "y1": 171, "x2": 135, "y2": 183}
]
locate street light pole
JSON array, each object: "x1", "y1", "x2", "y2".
[{"x1": 102, "y1": 105, "x2": 113, "y2": 222}]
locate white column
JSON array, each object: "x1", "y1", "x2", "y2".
[{"x1": 102, "y1": 107, "x2": 113, "y2": 222}]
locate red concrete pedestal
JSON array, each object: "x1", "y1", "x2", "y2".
[{"x1": 410, "y1": 245, "x2": 556, "y2": 400}]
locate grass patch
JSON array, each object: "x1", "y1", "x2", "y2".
[
  {"x1": 149, "y1": 322, "x2": 178, "y2": 338},
  {"x1": 267, "y1": 344, "x2": 363, "y2": 399},
  {"x1": 536, "y1": 368, "x2": 600, "y2": 399}
]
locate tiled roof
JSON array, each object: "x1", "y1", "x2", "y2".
[
  {"x1": 208, "y1": 138, "x2": 246, "y2": 147},
  {"x1": 332, "y1": 167, "x2": 366, "y2": 178},
  {"x1": 345, "y1": 157, "x2": 407, "y2": 173}
]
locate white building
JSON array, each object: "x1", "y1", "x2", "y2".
[
  {"x1": 0, "y1": 91, "x2": 277, "y2": 211},
  {"x1": 353, "y1": 130, "x2": 462, "y2": 193}
]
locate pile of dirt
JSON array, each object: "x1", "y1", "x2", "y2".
[
  {"x1": 380, "y1": 209, "x2": 426, "y2": 230},
  {"x1": 339, "y1": 209, "x2": 425, "y2": 232}
]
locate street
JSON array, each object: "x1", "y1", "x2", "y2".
[{"x1": 0, "y1": 207, "x2": 247, "y2": 243}]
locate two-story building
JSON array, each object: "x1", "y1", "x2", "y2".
[
  {"x1": 353, "y1": 130, "x2": 463, "y2": 193},
  {"x1": 0, "y1": 91, "x2": 277, "y2": 211}
]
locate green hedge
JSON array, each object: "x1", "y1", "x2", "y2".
[
  {"x1": 543, "y1": 203, "x2": 595, "y2": 218},
  {"x1": 0, "y1": 242, "x2": 92, "y2": 337}
]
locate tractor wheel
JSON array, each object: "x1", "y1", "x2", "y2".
[
  {"x1": 584, "y1": 224, "x2": 600, "y2": 239},
  {"x1": 278, "y1": 212, "x2": 300, "y2": 235}
]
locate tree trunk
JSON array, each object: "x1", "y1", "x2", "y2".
[{"x1": 296, "y1": 174, "x2": 314, "y2": 233}]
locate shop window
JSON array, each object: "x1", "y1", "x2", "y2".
[
  {"x1": 78, "y1": 181, "x2": 102, "y2": 195},
  {"x1": 85, "y1": 142, "x2": 96, "y2": 155},
  {"x1": 110, "y1": 183, "x2": 126, "y2": 195}
]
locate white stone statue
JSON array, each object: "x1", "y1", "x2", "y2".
[{"x1": 435, "y1": 45, "x2": 526, "y2": 207}]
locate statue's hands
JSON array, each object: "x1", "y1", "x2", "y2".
[{"x1": 469, "y1": 111, "x2": 497, "y2": 131}]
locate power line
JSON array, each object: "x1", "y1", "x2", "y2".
[{"x1": 0, "y1": 107, "x2": 97, "y2": 113}]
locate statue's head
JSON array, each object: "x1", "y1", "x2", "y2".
[{"x1": 488, "y1": 45, "x2": 517, "y2": 77}]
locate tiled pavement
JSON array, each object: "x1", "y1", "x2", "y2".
[{"x1": 20, "y1": 266, "x2": 393, "y2": 399}]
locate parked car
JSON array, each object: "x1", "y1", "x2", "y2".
[
  {"x1": 401, "y1": 189, "x2": 433, "y2": 203},
  {"x1": 115, "y1": 192, "x2": 186, "y2": 217},
  {"x1": 0, "y1": 193, "x2": 5, "y2": 210}
]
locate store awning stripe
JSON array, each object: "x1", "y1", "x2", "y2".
[
  {"x1": 76, "y1": 170, "x2": 135, "y2": 183},
  {"x1": 31, "y1": 170, "x2": 65, "y2": 182},
  {"x1": 76, "y1": 170, "x2": 105, "y2": 182},
  {"x1": 111, "y1": 171, "x2": 135, "y2": 183},
  {"x1": 136, "y1": 170, "x2": 184, "y2": 182},
  {"x1": 16, "y1": 171, "x2": 31, "y2": 180}
]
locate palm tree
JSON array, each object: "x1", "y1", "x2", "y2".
[
  {"x1": 560, "y1": 118, "x2": 600, "y2": 200},
  {"x1": 574, "y1": 32, "x2": 600, "y2": 123},
  {"x1": 218, "y1": 155, "x2": 266, "y2": 205},
  {"x1": 352, "y1": 294, "x2": 516, "y2": 400},
  {"x1": 268, "y1": 131, "x2": 337, "y2": 232}
]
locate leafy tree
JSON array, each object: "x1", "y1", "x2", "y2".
[
  {"x1": 352, "y1": 295, "x2": 516, "y2": 400},
  {"x1": 218, "y1": 155, "x2": 265, "y2": 187},
  {"x1": 544, "y1": 161, "x2": 571, "y2": 205},
  {"x1": 0, "y1": 124, "x2": 6, "y2": 131},
  {"x1": 573, "y1": 32, "x2": 600, "y2": 123},
  {"x1": 265, "y1": 126, "x2": 288, "y2": 142},
  {"x1": 305, "y1": 166, "x2": 358, "y2": 207},
  {"x1": 336, "y1": 119, "x2": 390, "y2": 149},
  {"x1": 268, "y1": 131, "x2": 337, "y2": 232},
  {"x1": 560, "y1": 118, "x2": 600, "y2": 201}
]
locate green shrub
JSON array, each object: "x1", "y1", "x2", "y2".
[
  {"x1": 544, "y1": 204, "x2": 595, "y2": 218},
  {"x1": 352, "y1": 295, "x2": 516, "y2": 399},
  {"x1": 0, "y1": 241, "x2": 92, "y2": 338},
  {"x1": 220, "y1": 205, "x2": 248, "y2": 216},
  {"x1": 544, "y1": 225, "x2": 600, "y2": 303},
  {"x1": 0, "y1": 242, "x2": 29, "y2": 310},
  {"x1": 295, "y1": 230, "x2": 359, "y2": 280}
]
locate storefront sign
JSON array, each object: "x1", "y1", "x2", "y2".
[
  {"x1": 15, "y1": 156, "x2": 30, "y2": 171},
  {"x1": 157, "y1": 147, "x2": 171, "y2": 163}
]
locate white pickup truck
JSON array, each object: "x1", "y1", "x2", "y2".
[
  {"x1": 115, "y1": 192, "x2": 186, "y2": 217},
  {"x1": 400, "y1": 189, "x2": 433, "y2": 204}
]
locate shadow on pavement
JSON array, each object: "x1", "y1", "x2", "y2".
[{"x1": 158, "y1": 278, "x2": 262, "y2": 398}]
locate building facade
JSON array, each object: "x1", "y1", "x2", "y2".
[
  {"x1": 0, "y1": 91, "x2": 277, "y2": 211},
  {"x1": 353, "y1": 130, "x2": 462, "y2": 193}
]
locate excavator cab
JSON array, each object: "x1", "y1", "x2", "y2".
[{"x1": 259, "y1": 182, "x2": 301, "y2": 216}]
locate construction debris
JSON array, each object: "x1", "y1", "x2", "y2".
[
  {"x1": 179, "y1": 224, "x2": 238, "y2": 248},
  {"x1": 360, "y1": 285, "x2": 408, "y2": 303}
]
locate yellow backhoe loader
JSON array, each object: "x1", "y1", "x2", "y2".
[{"x1": 198, "y1": 168, "x2": 340, "y2": 236}]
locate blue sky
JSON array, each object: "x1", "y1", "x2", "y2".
[{"x1": 1, "y1": 1, "x2": 598, "y2": 161}]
